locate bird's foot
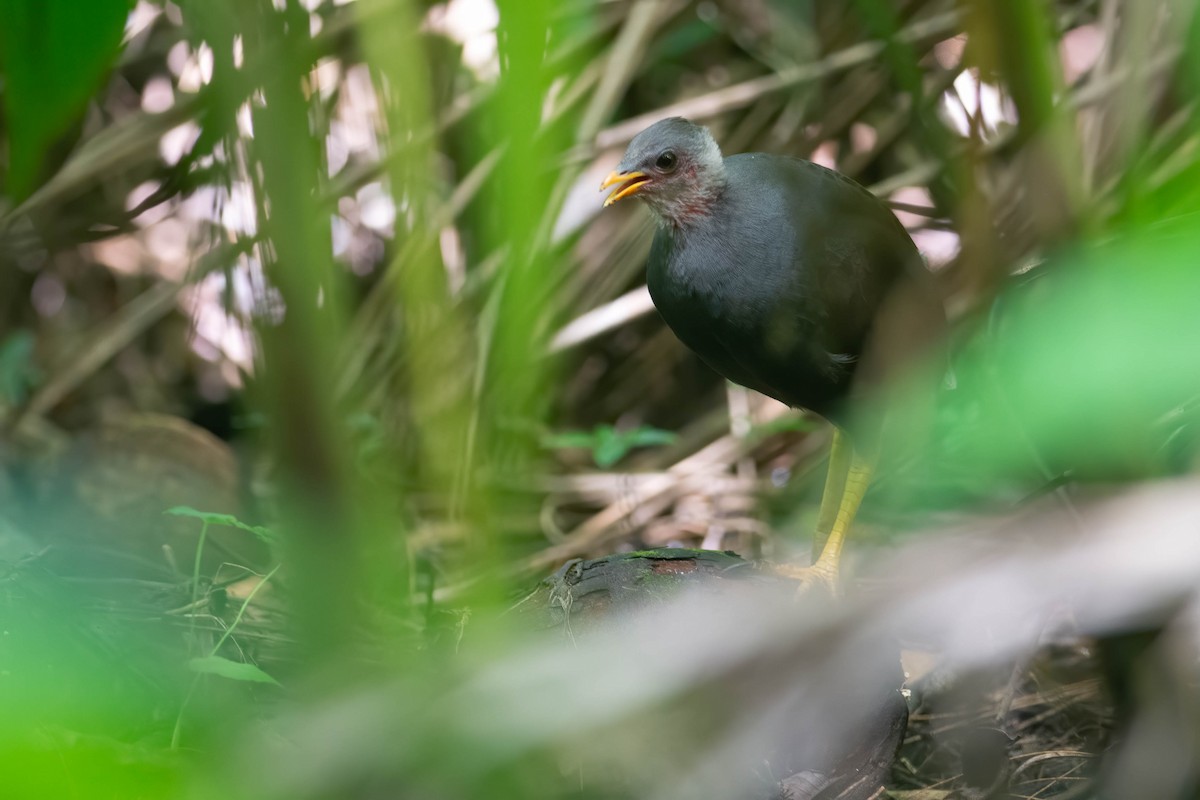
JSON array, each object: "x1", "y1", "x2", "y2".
[{"x1": 773, "y1": 561, "x2": 841, "y2": 599}]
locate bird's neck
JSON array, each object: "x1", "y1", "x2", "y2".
[{"x1": 654, "y1": 170, "x2": 727, "y2": 230}]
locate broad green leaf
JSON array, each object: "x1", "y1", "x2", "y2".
[
  {"x1": 188, "y1": 655, "x2": 280, "y2": 686},
  {"x1": 940, "y1": 224, "x2": 1200, "y2": 481},
  {"x1": 0, "y1": 0, "x2": 133, "y2": 199}
]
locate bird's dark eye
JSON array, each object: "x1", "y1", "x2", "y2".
[{"x1": 655, "y1": 151, "x2": 678, "y2": 171}]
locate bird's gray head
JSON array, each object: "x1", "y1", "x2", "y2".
[{"x1": 600, "y1": 117, "x2": 726, "y2": 226}]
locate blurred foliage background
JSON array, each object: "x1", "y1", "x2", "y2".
[{"x1": 3, "y1": 0, "x2": 1200, "y2": 797}]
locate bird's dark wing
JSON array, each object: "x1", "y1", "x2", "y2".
[{"x1": 748, "y1": 155, "x2": 923, "y2": 353}]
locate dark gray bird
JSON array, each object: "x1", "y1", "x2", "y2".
[{"x1": 601, "y1": 117, "x2": 944, "y2": 589}]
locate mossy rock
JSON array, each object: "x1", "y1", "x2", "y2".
[{"x1": 30, "y1": 413, "x2": 266, "y2": 576}]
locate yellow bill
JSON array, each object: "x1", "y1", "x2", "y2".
[{"x1": 601, "y1": 170, "x2": 649, "y2": 207}]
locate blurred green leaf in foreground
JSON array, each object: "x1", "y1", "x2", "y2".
[
  {"x1": 946, "y1": 222, "x2": 1200, "y2": 483},
  {"x1": 0, "y1": 0, "x2": 133, "y2": 199}
]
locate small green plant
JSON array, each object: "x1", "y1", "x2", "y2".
[
  {"x1": 166, "y1": 507, "x2": 281, "y2": 747},
  {"x1": 543, "y1": 424, "x2": 677, "y2": 468}
]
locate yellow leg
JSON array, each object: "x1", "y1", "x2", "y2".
[
  {"x1": 775, "y1": 430, "x2": 876, "y2": 594},
  {"x1": 808, "y1": 446, "x2": 875, "y2": 585},
  {"x1": 813, "y1": 427, "x2": 852, "y2": 561}
]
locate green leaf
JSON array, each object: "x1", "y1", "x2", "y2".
[
  {"x1": 541, "y1": 431, "x2": 599, "y2": 450},
  {"x1": 0, "y1": 0, "x2": 133, "y2": 199},
  {"x1": 165, "y1": 506, "x2": 239, "y2": 526},
  {"x1": 625, "y1": 427, "x2": 677, "y2": 447},
  {"x1": 165, "y1": 506, "x2": 276, "y2": 544},
  {"x1": 543, "y1": 425, "x2": 678, "y2": 467},
  {"x1": 0, "y1": 331, "x2": 40, "y2": 405},
  {"x1": 592, "y1": 427, "x2": 627, "y2": 468},
  {"x1": 939, "y1": 225, "x2": 1200, "y2": 481},
  {"x1": 746, "y1": 414, "x2": 818, "y2": 441},
  {"x1": 188, "y1": 656, "x2": 280, "y2": 686}
]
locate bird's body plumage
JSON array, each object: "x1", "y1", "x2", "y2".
[{"x1": 645, "y1": 152, "x2": 930, "y2": 428}]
